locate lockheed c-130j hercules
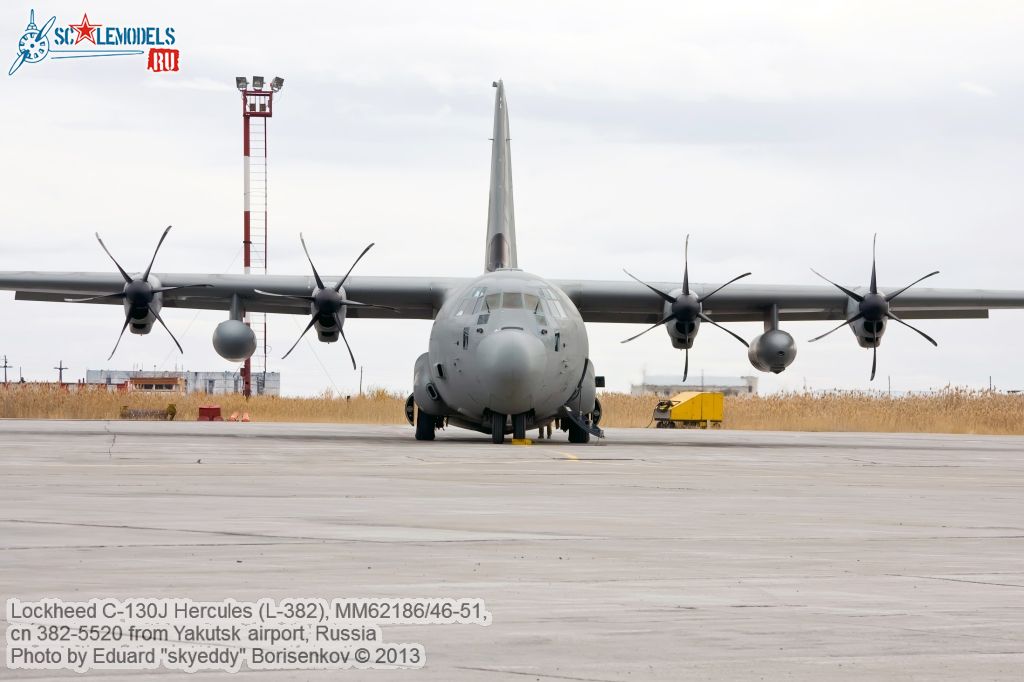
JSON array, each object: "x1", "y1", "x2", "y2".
[{"x1": 3, "y1": 81, "x2": 1024, "y2": 444}]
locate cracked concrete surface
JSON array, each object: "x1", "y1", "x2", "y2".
[{"x1": 1, "y1": 421, "x2": 1022, "y2": 680}]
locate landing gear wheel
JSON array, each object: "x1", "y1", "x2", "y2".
[
  {"x1": 512, "y1": 413, "x2": 527, "y2": 440},
  {"x1": 415, "y1": 407, "x2": 436, "y2": 441},
  {"x1": 567, "y1": 416, "x2": 591, "y2": 444},
  {"x1": 491, "y1": 413, "x2": 506, "y2": 444}
]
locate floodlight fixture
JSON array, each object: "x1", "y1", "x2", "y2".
[
  {"x1": 235, "y1": 76, "x2": 248, "y2": 91},
  {"x1": 252, "y1": 75, "x2": 264, "y2": 91},
  {"x1": 270, "y1": 76, "x2": 284, "y2": 92}
]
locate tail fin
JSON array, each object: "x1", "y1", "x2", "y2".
[{"x1": 485, "y1": 80, "x2": 517, "y2": 272}]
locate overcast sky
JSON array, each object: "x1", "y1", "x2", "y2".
[{"x1": 3, "y1": 1, "x2": 1024, "y2": 395}]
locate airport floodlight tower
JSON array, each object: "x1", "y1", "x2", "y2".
[{"x1": 235, "y1": 75, "x2": 284, "y2": 397}]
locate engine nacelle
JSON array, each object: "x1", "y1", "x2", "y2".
[
  {"x1": 850, "y1": 318, "x2": 887, "y2": 348},
  {"x1": 748, "y1": 329, "x2": 797, "y2": 374},
  {"x1": 663, "y1": 298, "x2": 700, "y2": 349},
  {"x1": 213, "y1": 319, "x2": 257, "y2": 362}
]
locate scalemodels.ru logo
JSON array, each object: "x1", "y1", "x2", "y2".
[{"x1": 9, "y1": 8, "x2": 179, "y2": 76}]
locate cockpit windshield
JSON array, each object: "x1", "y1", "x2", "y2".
[{"x1": 502, "y1": 292, "x2": 524, "y2": 309}]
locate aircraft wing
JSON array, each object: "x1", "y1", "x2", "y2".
[
  {"x1": 554, "y1": 280, "x2": 1024, "y2": 325},
  {"x1": 4, "y1": 273, "x2": 1024, "y2": 324},
  {"x1": 0, "y1": 272, "x2": 467, "y2": 320}
]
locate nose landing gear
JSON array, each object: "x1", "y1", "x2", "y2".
[{"x1": 491, "y1": 412, "x2": 506, "y2": 444}]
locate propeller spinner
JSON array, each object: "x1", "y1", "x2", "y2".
[{"x1": 621, "y1": 235, "x2": 751, "y2": 381}]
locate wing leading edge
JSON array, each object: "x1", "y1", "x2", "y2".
[{"x1": 0, "y1": 272, "x2": 461, "y2": 320}]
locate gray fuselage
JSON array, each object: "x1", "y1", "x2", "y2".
[{"x1": 414, "y1": 269, "x2": 592, "y2": 431}]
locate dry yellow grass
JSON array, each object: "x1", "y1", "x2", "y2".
[
  {"x1": 601, "y1": 389, "x2": 1024, "y2": 435},
  {"x1": 0, "y1": 386, "x2": 406, "y2": 423},
  {"x1": 1, "y1": 386, "x2": 1022, "y2": 435}
]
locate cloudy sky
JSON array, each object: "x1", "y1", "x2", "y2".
[{"x1": 3, "y1": 1, "x2": 1024, "y2": 395}]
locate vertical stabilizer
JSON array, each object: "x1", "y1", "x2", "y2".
[{"x1": 485, "y1": 80, "x2": 518, "y2": 272}]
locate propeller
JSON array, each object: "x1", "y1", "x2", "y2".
[
  {"x1": 68, "y1": 226, "x2": 207, "y2": 359},
  {"x1": 9, "y1": 13, "x2": 56, "y2": 76},
  {"x1": 262, "y1": 234, "x2": 398, "y2": 367},
  {"x1": 621, "y1": 235, "x2": 751, "y2": 381},
  {"x1": 809, "y1": 233, "x2": 939, "y2": 380}
]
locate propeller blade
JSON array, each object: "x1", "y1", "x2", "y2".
[
  {"x1": 886, "y1": 312, "x2": 938, "y2": 346},
  {"x1": 698, "y1": 313, "x2": 749, "y2": 347},
  {"x1": 96, "y1": 233, "x2": 133, "y2": 283},
  {"x1": 142, "y1": 226, "x2": 172, "y2": 282},
  {"x1": 698, "y1": 272, "x2": 753, "y2": 304},
  {"x1": 869, "y1": 233, "x2": 878, "y2": 295},
  {"x1": 885, "y1": 271, "x2": 940, "y2": 302},
  {"x1": 108, "y1": 315, "x2": 132, "y2": 360},
  {"x1": 335, "y1": 243, "x2": 375, "y2": 292},
  {"x1": 683, "y1": 347, "x2": 689, "y2": 383},
  {"x1": 682, "y1": 234, "x2": 690, "y2": 296},
  {"x1": 810, "y1": 268, "x2": 865, "y2": 303},
  {"x1": 337, "y1": 315, "x2": 357, "y2": 370},
  {"x1": 870, "y1": 345, "x2": 877, "y2": 381},
  {"x1": 339, "y1": 299, "x2": 400, "y2": 313},
  {"x1": 36, "y1": 16, "x2": 57, "y2": 41},
  {"x1": 8, "y1": 50, "x2": 27, "y2": 77},
  {"x1": 65, "y1": 292, "x2": 127, "y2": 303},
  {"x1": 149, "y1": 306, "x2": 183, "y2": 354},
  {"x1": 808, "y1": 312, "x2": 865, "y2": 343},
  {"x1": 281, "y1": 316, "x2": 318, "y2": 359},
  {"x1": 254, "y1": 289, "x2": 315, "y2": 303},
  {"x1": 620, "y1": 313, "x2": 676, "y2": 344},
  {"x1": 623, "y1": 269, "x2": 675, "y2": 304},
  {"x1": 298, "y1": 233, "x2": 325, "y2": 290}
]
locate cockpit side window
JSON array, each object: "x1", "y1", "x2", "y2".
[
  {"x1": 539, "y1": 287, "x2": 566, "y2": 319},
  {"x1": 483, "y1": 293, "x2": 501, "y2": 313},
  {"x1": 524, "y1": 293, "x2": 547, "y2": 325}
]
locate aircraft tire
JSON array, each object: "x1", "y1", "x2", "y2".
[
  {"x1": 512, "y1": 413, "x2": 527, "y2": 440},
  {"x1": 491, "y1": 413, "x2": 506, "y2": 444},
  {"x1": 415, "y1": 408, "x2": 436, "y2": 441},
  {"x1": 567, "y1": 418, "x2": 591, "y2": 444}
]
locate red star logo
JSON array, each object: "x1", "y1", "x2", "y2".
[{"x1": 69, "y1": 13, "x2": 102, "y2": 45}]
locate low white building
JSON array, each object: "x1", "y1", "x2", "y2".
[
  {"x1": 85, "y1": 369, "x2": 281, "y2": 396},
  {"x1": 630, "y1": 373, "x2": 757, "y2": 397}
]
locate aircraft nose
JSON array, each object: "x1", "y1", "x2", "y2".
[{"x1": 476, "y1": 329, "x2": 546, "y2": 415}]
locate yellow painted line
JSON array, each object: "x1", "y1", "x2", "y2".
[{"x1": 553, "y1": 450, "x2": 579, "y2": 461}]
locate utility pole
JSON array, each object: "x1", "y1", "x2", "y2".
[
  {"x1": 54, "y1": 360, "x2": 68, "y2": 385},
  {"x1": 1, "y1": 355, "x2": 11, "y2": 384},
  {"x1": 359, "y1": 366, "x2": 364, "y2": 396}
]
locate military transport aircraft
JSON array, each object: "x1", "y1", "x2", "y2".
[{"x1": 3, "y1": 80, "x2": 1024, "y2": 444}]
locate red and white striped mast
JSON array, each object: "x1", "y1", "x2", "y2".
[{"x1": 236, "y1": 75, "x2": 283, "y2": 397}]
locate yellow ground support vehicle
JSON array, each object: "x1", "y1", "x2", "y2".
[{"x1": 652, "y1": 392, "x2": 723, "y2": 429}]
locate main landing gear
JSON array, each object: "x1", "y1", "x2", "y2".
[
  {"x1": 415, "y1": 407, "x2": 437, "y2": 441},
  {"x1": 567, "y1": 418, "x2": 590, "y2": 444}
]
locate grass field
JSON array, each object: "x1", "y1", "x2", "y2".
[{"x1": 1, "y1": 385, "x2": 1022, "y2": 435}]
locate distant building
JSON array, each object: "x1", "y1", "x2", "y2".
[
  {"x1": 85, "y1": 370, "x2": 280, "y2": 396},
  {"x1": 631, "y1": 372, "x2": 757, "y2": 397}
]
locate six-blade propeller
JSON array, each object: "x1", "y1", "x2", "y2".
[
  {"x1": 809, "y1": 234, "x2": 939, "y2": 380},
  {"x1": 67, "y1": 226, "x2": 208, "y2": 360},
  {"x1": 621, "y1": 235, "x2": 751, "y2": 381},
  {"x1": 256, "y1": 234, "x2": 398, "y2": 368}
]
